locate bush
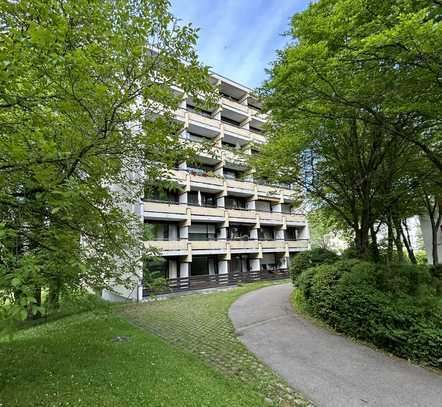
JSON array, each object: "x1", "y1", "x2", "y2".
[
  {"x1": 290, "y1": 248, "x2": 338, "y2": 283},
  {"x1": 295, "y1": 260, "x2": 442, "y2": 368}
]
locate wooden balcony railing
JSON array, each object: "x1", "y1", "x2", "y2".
[{"x1": 143, "y1": 268, "x2": 289, "y2": 296}]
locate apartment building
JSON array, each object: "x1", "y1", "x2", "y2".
[{"x1": 140, "y1": 73, "x2": 310, "y2": 295}]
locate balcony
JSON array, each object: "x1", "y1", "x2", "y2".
[
  {"x1": 191, "y1": 240, "x2": 228, "y2": 252},
  {"x1": 222, "y1": 147, "x2": 247, "y2": 167},
  {"x1": 260, "y1": 240, "x2": 287, "y2": 251},
  {"x1": 144, "y1": 240, "x2": 188, "y2": 255},
  {"x1": 226, "y1": 208, "x2": 257, "y2": 221},
  {"x1": 229, "y1": 240, "x2": 260, "y2": 251},
  {"x1": 144, "y1": 200, "x2": 187, "y2": 221},
  {"x1": 188, "y1": 172, "x2": 224, "y2": 192},
  {"x1": 189, "y1": 205, "x2": 225, "y2": 221},
  {"x1": 222, "y1": 122, "x2": 250, "y2": 140},
  {"x1": 225, "y1": 177, "x2": 255, "y2": 196},
  {"x1": 221, "y1": 96, "x2": 248, "y2": 114},
  {"x1": 187, "y1": 110, "x2": 220, "y2": 134},
  {"x1": 251, "y1": 132, "x2": 266, "y2": 144},
  {"x1": 249, "y1": 107, "x2": 268, "y2": 122},
  {"x1": 287, "y1": 239, "x2": 309, "y2": 250},
  {"x1": 285, "y1": 213, "x2": 307, "y2": 225},
  {"x1": 187, "y1": 139, "x2": 222, "y2": 163}
]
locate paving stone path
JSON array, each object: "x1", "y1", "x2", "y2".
[{"x1": 117, "y1": 282, "x2": 315, "y2": 407}]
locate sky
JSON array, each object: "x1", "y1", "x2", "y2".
[{"x1": 170, "y1": 0, "x2": 311, "y2": 89}]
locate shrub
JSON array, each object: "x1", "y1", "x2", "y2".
[
  {"x1": 295, "y1": 260, "x2": 442, "y2": 368},
  {"x1": 290, "y1": 248, "x2": 338, "y2": 283}
]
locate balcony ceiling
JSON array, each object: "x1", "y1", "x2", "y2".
[
  {"x1": 220, "y1": 81, "x2": 248, "y2": 100},
  {"x1": 221, "y1": 109, "x2": 246, "y2": 123},
  {"x1": 188, "y1": 122, "x2": 220, "y2": 137}
]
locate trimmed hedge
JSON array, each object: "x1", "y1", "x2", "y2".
[
  {"x1": 289, "y1": 248, "x2": 338, "y2": 283},
  {"x1": 296, "y1": 260, "x2": 442, "y2": 368}
]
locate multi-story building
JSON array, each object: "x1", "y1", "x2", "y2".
[
  {"x1": 142, "y1": 73, "x2": 310, "y2": 293},
  {"x1": 103, "y1": 72, "x2": 310, "y2": 301}
]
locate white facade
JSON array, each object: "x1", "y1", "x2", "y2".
[{"x1": 419, "y1": 215, "x2": 442, "y2": 265}]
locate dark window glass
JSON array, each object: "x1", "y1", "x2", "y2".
[
  {"x1": 255, "y1": 200, "x2": 272, "y2": 212},
  {"x1": 229, "y1": 255, "x2": 249, "y2": 273},
  {"x1": 201, "y1": 192, "x2": 216, "y2": 207},
  {"x1": 144, "y1": 188, "x2": 178, "y2": 203},
  {"x1": 225, "y1": 196, "x2": 246, "y2": 209},
  {"x1": 144, "y1": 258, "x2": 168, "y2": 279},
  {"x1": 228, "y1": 224, "x2": 250, "y2": 240},
  {"x1": 258, "y1": 227, "x2": 274, "y2": 241},
  {"x1": 223, "y1": 169, "x2": 241, "y2": 180},
  {"x1": 188, "y1": 224, "x2": 217, "y2": 241},
  {"x1": 281, "y1": 204, "x2": 291, "y2": 214},
  {"x1": 285, "y1": 228, "x2": 297, "y2": 241},
  {"x1": 188, "y1": 191, "x2": 199, "y2": 205},
  {"x1": 190, "y1": 256, "x2": 218, "y2": 276}
]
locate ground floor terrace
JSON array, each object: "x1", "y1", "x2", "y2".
[{"x1": 144, "y1": 252, "x2": 296, "y2": 295}]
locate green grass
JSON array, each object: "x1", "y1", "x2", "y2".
[
  {"x1": 0, "y1": 309, "x2": 267, "y2": 407},
  {"x1": 117, "y1": 281, "x2": 313, "y2": 407}
]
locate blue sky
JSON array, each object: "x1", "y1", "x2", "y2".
[{"x1": 170, "y1": 0, "x2": 311, "y2": 89}]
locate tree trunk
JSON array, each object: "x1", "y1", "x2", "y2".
[
  {"x1": 370, "y1": 225, "x2": 380, "y2": 262},
  {"x1": 423, "y1": 194, "x2": 441, "y2": 265},
  {"x1": 393, "y1": 221, "x2": 404, "y2": 263},
  {"x1": 386, "y1": 215, "x2": 394, "y2": 264},
  {"x1": 400, "y1": 220, "x2": 417, "y2": 264}
]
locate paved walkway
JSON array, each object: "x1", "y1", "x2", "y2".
[{"x1": 229, "y1": 283, "x2": 442, "y2": 407}]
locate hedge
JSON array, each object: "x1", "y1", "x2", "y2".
[
  {"x1": 289, "y1": 247, "x2": 338, "y2": 283},
  {"x1": 296, "y1": 260, "x2": 442, "y2": 368}
]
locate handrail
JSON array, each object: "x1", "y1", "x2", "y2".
[{"x1": 143, "y1": 198, "x2": 181, "y2": 206}]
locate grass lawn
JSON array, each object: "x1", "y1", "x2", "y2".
[
  {"x1": 117, "y1": 281, "x2": 312, "y2": 407},
  {"x1": 0, "y1": 309, "x2": 267, "y2": 406}
]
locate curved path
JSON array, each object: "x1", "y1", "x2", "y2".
[{"x1": 229, "y1": 283, "x2": 442, "y2": 407}]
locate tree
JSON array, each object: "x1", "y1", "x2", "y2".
[
  {"x1": 0, "y1": 0, "x2": 214, "y2": 320},
  {"x1": 255, "y1": 0, "x2": 441, "y2": 259}
]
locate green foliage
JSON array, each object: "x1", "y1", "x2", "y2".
[
  {"x1": 296, "y1": 260, "x2": 442, "y2": 368},
  {"x1": 289, "y1": 248, "x2": 338, "y2": 283},
  {"x1": 256, "y1": 0, "x2": 442, "y2": 259},
  {"x1": 0, "y1": 0, "x2": 214, "y2": 320}
]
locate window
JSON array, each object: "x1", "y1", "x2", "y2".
[
  {"x1": 146, "y1": 221, "x2": 173, "y2": 241},
  {"x1": 144, "y1": 188, "x2": 178, "y2": 203},
  {"x1": 228, "y1": 224, "x2": 251, "y2": 240},
  {"x1": 187, "y1": 191, "x2": 217, "y2": 207},
  {"x1": 188, "y1": 191, "x2": 199, "y2": 205},
  {"x1": 187, "y1": 163, "x2": 216, "y2": 176},
  {"x1": 225, "y1": 196, "x2": 247, "y2": 209},
  {"x1": 258, "y1": 227, "x2": 274, "y2": 241},
  {"x1": 255, "y1": 200, "x2": 272, "y2": 212},
  {"x1": 201, "y1": 192, "x2": 216, "y2": 207},
  {"x1": 281, "y1": 203, "x2": 292, "y2": 214},
  {"x1": 144, "y1": 258, "x2": 168, "y2": 279},
  {"x1": 188, "y1": 224, "x2": 217, "y2": 241},
  {"x1": 230, "y1": 255, "x2": 249, "y2": 273},
  {"x1": 223, "y1": 168, "x2": 242, "y2": 180},
  {"x1": 285, "y1": 228, "x2": 297, "y2": 241},
  {"x1": 190, "y1": 256, "x2": 218, "y2": 276}
]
